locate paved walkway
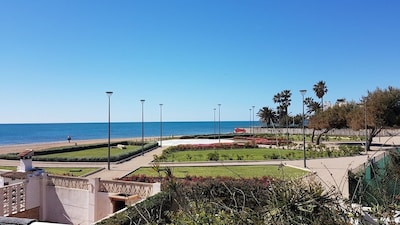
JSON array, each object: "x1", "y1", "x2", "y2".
[
  {"x1": 154, "y1": 150, "x2": 384, "y2": 199},
  {"x1": 2, "y1": 137, "x2": 398, "y2": 199}
]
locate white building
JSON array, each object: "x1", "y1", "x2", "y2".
[{"x1": 0, "y1": 150, "x2": 161, "y2": 225}]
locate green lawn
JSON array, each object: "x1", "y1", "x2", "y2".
[
  {"x1": 131, "y1": 165, "x2": 308, "y2": 179},
  {"x1": 0, "y1": 166, "x2": 98, "y2": 177},
  {"x1": 34, "y1": 145, "x2": 142, "y2": 159},
  {"x1": 161, "y1": 148, "x2": 304, "y2": 162},
  {"x1": 0, "y1": 166, "x2": 14, "y2": 171},
  {"x1": 43, "y1": 167, "x2": 99, "y2": 176}
]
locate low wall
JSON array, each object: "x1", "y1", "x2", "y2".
[
  {"x1": 1, "y1": 174, "x2": 161, "y2": 225},
  {"x1": 42, "y1": 175, "x2": 160, "y2": 225}
]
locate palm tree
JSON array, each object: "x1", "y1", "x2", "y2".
[
  {"x1": 304, "y1": 97, "x2": 322, "y2": 143},
  {"x1": 304, "y1": 97, "x2": 322, "y2": 115},
  {"x1": 273, "y1": 90, "x2": 292, "y2": 125},
  {"x1": 257, "y1": 107, "x2": 277, "y2": 127},
  {"x1": 313, "y1": 81, "x2": 328, "y2": 110}
]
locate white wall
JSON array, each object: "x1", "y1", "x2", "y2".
[
  {"x1": 95, "y1": 192, "x2": 113, "y2": 221},
  {"x1": 44, "y1": 186, "x2": 89, "y2": 225},
  {"x1": 26, "y1": 175, "x2": 41, "y2": 209}
]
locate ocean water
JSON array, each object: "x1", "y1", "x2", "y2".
[{"x1": 0, "y1": 121, "x2": 259, "y2": 146}]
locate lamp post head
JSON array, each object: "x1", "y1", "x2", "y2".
[
  {"x1": 140, "y1": 99, "x2": 145, "y2": 103},
  {"x1": 106, "y1": 91, "x2": 113, "y2": 97},
  {"x1": 299, "y1": 89, "x2": 307, "y2": 96}
]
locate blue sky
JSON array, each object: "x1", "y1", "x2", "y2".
[{"x1": 0, "y1": 1, "x2": 399, "y2": 123}]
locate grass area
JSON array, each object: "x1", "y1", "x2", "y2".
[
  {"x1": 0, "y1": 166, "x2": 98, "y2": 177},
  {"x1": 0, "y1": 166, "x2": 14, "y2": 171},
  {"x1": 42, "y1": 167, "x2": 99, "y2": 176},
  {"x1": 161, "y1": 148, "x2": 304, "y2": 162},
  {"x1": 34, "y1": 145, "x2": 141, "y2": 159},
  {"x1": 131, "y1": 165, "x2": 308, "y2": 179}
]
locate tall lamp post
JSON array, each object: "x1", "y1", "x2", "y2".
[
  {"x1": 359, "y1": 100, "x2": 368, "y2": 153},
  {"x1": 249, "y1": 108, "x2": 252, "y2": 133},
  {"x1": 300, "y1": 89, "x2": 307, "y2": 168},
  {"x1": 160, "y1": 103, "x2": 163, "y2": 147},
  {"x1": 140, "y1": 99, "x2": 145, "y2": 156},
  {"x1": 252, "y1": 105, "x2": 255, "y2": 136},
  {"x1": 364, "y1": 101, "x2": 368, "y2": 153},
  {"x1": 218, "y1": 104, "x2": 221, "y2": 143},
  {"x1": 106, "y1": 91, "x2": 113, "y2": 170},
  {"x1": 357, "y1": 101, "x2": 368, "y2": 153},
  {"x1": 213, "y1": 108, "x2": 216, "y2": 135}
]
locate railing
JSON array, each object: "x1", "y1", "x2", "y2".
[
  {"x1": 99, "y1": 180, "x2": 155, "y2": 198},
  {"x1": 47, "y1": 175, "x2": 89, "y2": 190},
  {"x1": 0, "y1": 182, "x2": 26, "y2": 216},
  {"x1": 350, "y1": 150, "x2": 395, "y2": 175},
  {"x1": 46, "y1": 175, "x2": 158, "y2": 198}
]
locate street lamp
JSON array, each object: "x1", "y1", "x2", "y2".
[
  {"x1": 359, "y1": 100, "x2": 368, "y2": 153},
  {"x1": 249, "y1": 108, "x2": 252, "y2": 134},
  {"x1": 252, "y1": 105, "x2": 255, "y2": 136},
  {"x1": 160, "y1": 103, "x2": 163, "y2": 147},
  {"x1": 213, "y1": 108, "x2": 216, "y2": 135},
  {"x1": 287, "y1": 111, "x2": 293, "y2": 142},
  {"x1": 141, "y1": 99, "x2": 145, "y2": 156},
  {"x1": 300, "y1": 89, "x2": 307, "y2": 168},
  {"x1": 106, "y1": 91, "x2": 113, "y2": 170},
  {"x1": 364, "y1": 101, "x2": 368, "y2": 153},
  {"x1": 218, "y1": 104, "x2": 221, "y2": 143}
]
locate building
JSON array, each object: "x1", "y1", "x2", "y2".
[{"x1": 0, "y1": 150, "x2": 161, "y2": 224}]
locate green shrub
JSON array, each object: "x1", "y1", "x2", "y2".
[{"x1": 207, "y1": 152, "x2": 219, "y2": 161}]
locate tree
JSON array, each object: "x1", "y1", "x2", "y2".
[
  {"x1": 304, "y1": 97, "x2": 321, "y2": 115},
  {"x1": 304, "y1": 97, "x2": 322, "y2": 143},
  {"x1": 257, "y1": 107, "x2": 277, "y2": 126},
  {"x1": 347, "y1": 86, "x2": 400, "y2": 151},
  {"x1": 313, "y1": 81, "x2": 328, "y2": 110},
  {"x1": 273, "y1": 90, "x2": 292, "y2": 126},
  {"x1": 308, "y1": 104, "x2": 353, "y2": 145}
]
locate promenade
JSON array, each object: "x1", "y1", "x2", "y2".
[{"x1": 1, "y1": 136, "x2": 399, "y2": 199}]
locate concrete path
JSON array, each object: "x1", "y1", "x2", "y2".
[
  {"x1": 153, "y1": 150, "x2": 384, "y2": 199},
  {"x1": 84, "y1": 146, "x2": 166, "y2": 180},
  {"x1": 2, "y1": 137, "x2": 398, "y2": 199}
]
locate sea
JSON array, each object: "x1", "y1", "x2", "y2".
[{"x1": 0, "y1": 121, "x2": 260, "y2": 146}]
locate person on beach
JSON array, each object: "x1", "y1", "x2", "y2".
[{"x1": 67, "y1": 135, "x2": 72, "y2": 143}]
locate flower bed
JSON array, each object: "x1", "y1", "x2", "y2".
[
  {"x1": 242, "y1": 137, "x2": 291, "y2": 145},
  {"x1": 167, "y1": 142, "x2": 257, "y2": 152}
]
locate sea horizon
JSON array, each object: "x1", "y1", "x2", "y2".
[{"x1": 0, "y1": 121, "x2": 261, "y2": 146}]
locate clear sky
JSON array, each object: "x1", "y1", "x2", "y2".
[{"x1": 0, "y1": 1, "x2": 399, "y2": 123}]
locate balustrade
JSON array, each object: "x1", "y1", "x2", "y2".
[
  {"x1": 99, "y1": 180, "x2": 154, "y2": 198},
  {"x1": 0, "y1": 182, "x2": 26, "y2": 216},
  {"x1": 47, "y1": 175, "x2": 89, "y2": 190}
]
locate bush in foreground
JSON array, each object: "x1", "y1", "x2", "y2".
[{"x1": 99, "y1": 174, "x2": 355, "y2": 225}]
